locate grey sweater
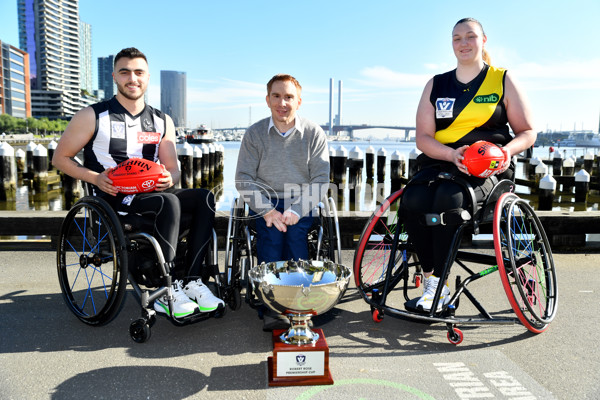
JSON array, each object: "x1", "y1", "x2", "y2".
[{"x1": 235, "y1": 116, "x2": 330, "y2": 218}]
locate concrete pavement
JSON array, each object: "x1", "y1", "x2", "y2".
[{"x1": 0, "y1": 249, "x2": 598, "y2": 399}]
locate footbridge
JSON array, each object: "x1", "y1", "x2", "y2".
[{"x1": 213, "y1": 125, "x2": 416, "y2": 140}]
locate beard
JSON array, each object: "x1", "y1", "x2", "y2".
[{"x1": 116, "y1": 83, "x2": 146, "y2": 101}]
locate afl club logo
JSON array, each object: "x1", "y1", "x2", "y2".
[
  {"x1": 142, "y1": 118, "x2": 154, "y2": 131},
  {"x1": 141, "y1": 180, "x2": 156, "y2": 189}
]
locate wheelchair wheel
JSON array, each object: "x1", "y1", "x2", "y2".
[
  {"x1": 312, "y1": 197, "x2": 342, "y2": 263},
  {"x1": 354, "y1": 189, "x2": 418, "y2": 300},
  {"x1": 57, "y1": 196, "x2": 129, "y2": 326},
  {"x1": 493, "y1": 193, "x2": 557, "y2": 333},
  {"x1": 225, "y1": 198, "x2": 254, "y2": 309}
]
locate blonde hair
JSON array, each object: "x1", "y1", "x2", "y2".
[{"x1": 454, "y1": 18, "x2": 491, "y2": 65}]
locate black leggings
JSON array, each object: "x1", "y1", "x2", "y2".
[
  {"x1": 107, "y1": 188, "x2": 215, "y2": 278},
  {"x1": 401, "y1": 168, "x2": 494, "y2": 277}
]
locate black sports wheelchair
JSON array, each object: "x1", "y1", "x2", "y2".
[
  {"x1": 56, "y1": 189, "x2": 236, "y2": 343},
  {"x1": 353, "y1": 172, "x2": 558, "y2": 344},
  {"x1": 222, "y1": 196, "x2": 342, "y2": 313}
]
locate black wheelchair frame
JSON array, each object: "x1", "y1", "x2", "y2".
[
  {"x1": 353, "y1": 174, "x2": 558, "y2": 344},
  {"x1": 223, "y1": 196, "x2": 342, "y2": 312},
  {"x1": 56, "y1": 195, "x2": 232, "y2": 343}
]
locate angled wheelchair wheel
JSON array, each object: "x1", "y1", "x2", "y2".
[
  {"x1": 354, "y1": 189, "x2": 418, "y2": 300},
  {"x1": 57, "y1": 196, "x2": 129, "y2": 326},
  {"x1": 493, "y1": 193, "x2": 557, "y2": 333}
]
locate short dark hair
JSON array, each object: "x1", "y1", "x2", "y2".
[
  {"x1": 114, "y1": 47, "x2": 148, "y2": 68},
  {"x1": 267, "y1": 74, "x2": 302, "y2": 96}
]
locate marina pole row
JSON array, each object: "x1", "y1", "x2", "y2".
[
  {"x1": 328, "y1": 144, "x2": 600, "y2": 210},
  {"x1": 330, "y1": 145, "x2": 416, "y2": 194},
  {"x1": 176, "y1": 142, "x2": 224, "y2": 189},
  {"x1": 0, "y1": 141, "x2": 64, "y2": 201}
]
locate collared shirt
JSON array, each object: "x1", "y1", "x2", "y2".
[{"x1": 268, "y1": 116, "x2": 303, "y2": 137}]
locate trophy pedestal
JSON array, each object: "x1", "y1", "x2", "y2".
[{"x1": 267, "y1": 329, "x2": 333, "y2": 386}]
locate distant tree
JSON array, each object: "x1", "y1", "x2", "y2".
[{"x1": 0, "y1": 114, "x2": 17, "y2": 133}]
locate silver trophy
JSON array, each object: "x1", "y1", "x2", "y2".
[{"x1": 249, "y1": 259, "x2": 352, "y2": 345}]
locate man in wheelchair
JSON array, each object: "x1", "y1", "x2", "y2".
[
  {"x1": 235, "y1": 74, "x2": 330, "y2": 329},
  {"x1": 52, "y1": 47, "x2": 224, "y2": 319},
  {"x1": 405, "y1": 18, "x2": 537, "y2": 313}
]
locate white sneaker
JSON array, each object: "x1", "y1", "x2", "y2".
[
  {"x1": 154, "y1": 280, "x2": 200, "y2": 317},
  {"x1": 183, "y1": 279, "x2": 225, "y2": 312},
  {"x1": 416, "y1": 275, "x2": 451, "y2": 312}
]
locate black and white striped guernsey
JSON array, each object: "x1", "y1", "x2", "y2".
[{"x1": 84, "y1": 97, "x2": 167, "y2": 174}]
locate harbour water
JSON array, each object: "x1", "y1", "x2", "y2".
[{"x1": 2, "y1": 140, "x2": 599, "y2": 213}]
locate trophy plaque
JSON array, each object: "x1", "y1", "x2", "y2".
[{"x1": 249, "y1": 260, "x2": 351, "y2": 386}]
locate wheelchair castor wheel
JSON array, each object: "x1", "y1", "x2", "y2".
[
  {"x1": 130, "y1": 319, "x2": 151, "y2": 343},
  {"x1": 227, "y1": 289, "x2": 242, "y2": 311},
  {"x1": 372, "y1": 308, "x2": 384, "y2": 323},
  {"x1": 447, "y1": 327, "x2": 463, "y2": 345}
]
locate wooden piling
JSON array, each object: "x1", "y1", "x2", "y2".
[
  {"x1": 331, "y1": 145, "x2": 348, "y2": 193},
  {"x1": 390, "y1": 150, "x2": 405, "y2": 193},
  {"x1": 408, "y1": 148, "x2": 420, "y2": 180},
  {"x1": 32, "y1": 144, "x2": 49, "y2": 193},
  {"x1": 538, "y1": 174, "x2": 556, "y2": 211},
  {"x1": 551, "y1": 152, "x2": 563, "y2": 176},
  {"x1": 365, "y1": 146, "x2": 375, "y2": 179},
  {"x1": 0, "y1": 143, "x2": 17, "y2": 201},
  {"x1": 25, "y1": 141, "x2": 36, "y2": 176},
  {"x1": 574, "y1": 169, "x2": 590, "y2": 203},
  {"x1": 47, "y1": 140, "x2": 57, "y2": 171},
  {"x1": 193, "y1": 145, "x2": 203, "y2": 188},
  {"x1": 177, "y1": 142, "x2": 194, "y2": 189},
  {"x1": 376, "y1": 147, "x2": 386, "y2": 183},
  {"x1": 201, "y1": 144, "x2": 211, "y2": 187},
  {"x1": 347, "y1": 146, "x2": 363, "y2": 204}
]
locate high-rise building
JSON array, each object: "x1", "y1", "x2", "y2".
[
  {"x1": 79, "y1": 20, "x2": 93, "y2": 94},
  {"x1": 97, "y1": 55, "x2": 115, "y2": 100},
  {"x1": 17, "y1": 0, "x2": 82, "y2": 119},
  {"x1": 160, "y1": 70, "x2": 186, "y2": 128},
  {"x1": 0, "y1": 40, "x2": 32, "y2": 118}
]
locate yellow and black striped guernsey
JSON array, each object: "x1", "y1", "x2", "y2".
[{"x1": 430, "y1": 64, "x2": 511, "y2": 148}]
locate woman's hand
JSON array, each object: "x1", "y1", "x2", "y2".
[
  {"x1": 495, "y1": 146, "x2": 512, "y2": 175},
  {"x1": 453, "y1": 145, "x2": 471, "y2": 175}
]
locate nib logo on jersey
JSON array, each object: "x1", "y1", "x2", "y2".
[{"x1": 137, "y1": 131, "x2": 161, "y2": 144}]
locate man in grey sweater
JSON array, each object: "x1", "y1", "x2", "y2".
[{"x1": 235, "y1": 74, "x2": 330, "y2": 265}]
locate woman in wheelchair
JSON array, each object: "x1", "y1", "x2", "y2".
[
  {"x1": 405, "y1": 17, "x2": 537, "y2": 312},
  {"x1": 53, "y1": 47, "x2": 224, "y2": 322}
]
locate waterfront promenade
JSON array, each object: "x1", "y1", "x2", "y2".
[{"x1": 1, "y1": 248, "x2": 598, "y2": 399}]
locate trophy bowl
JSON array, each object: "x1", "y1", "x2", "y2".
[{"x1": 249, "y1": 259, "x2": 352, "y2": 345}]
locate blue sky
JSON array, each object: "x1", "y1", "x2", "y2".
[{"x1": 1, "y1": 0, "x2": 599, "y2": 135}]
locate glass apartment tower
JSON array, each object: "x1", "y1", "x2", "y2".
[
  {"x1": 160, "y1": 70, "x2": 186, "y2": 128},
  {"x1": 18, "y1": 0, "x2": 81, "y2": 118},
  {"x1": 79, "y1": 21, "x2": 92, "y2": 94},
  {"x1": 0, "y1": 41, "x2": 31, "y2": 118},
  {"x1": 97, "y1": 55, "x2": 115, "y2": 100}
]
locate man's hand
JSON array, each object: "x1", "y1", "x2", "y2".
[
  {"x1": 263, "y1": 209, "x2": 287, "y2": 232},
  {"x1": 282, "y1": 210, "x2": 299, "y2": 226},
  {"x1": 96, "y1": 169, "x2": 118, "y2": 196},
  {"x1": 155, "y1": 167, "x2": 173, "y2": 191}
]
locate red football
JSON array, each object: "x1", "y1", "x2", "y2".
[
  {"x1": 462, "y1": 141, "x2": 506, "y2": 178},
  {"x1": 107, "y1": 158, "x2": 164, "y2": 194}
]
